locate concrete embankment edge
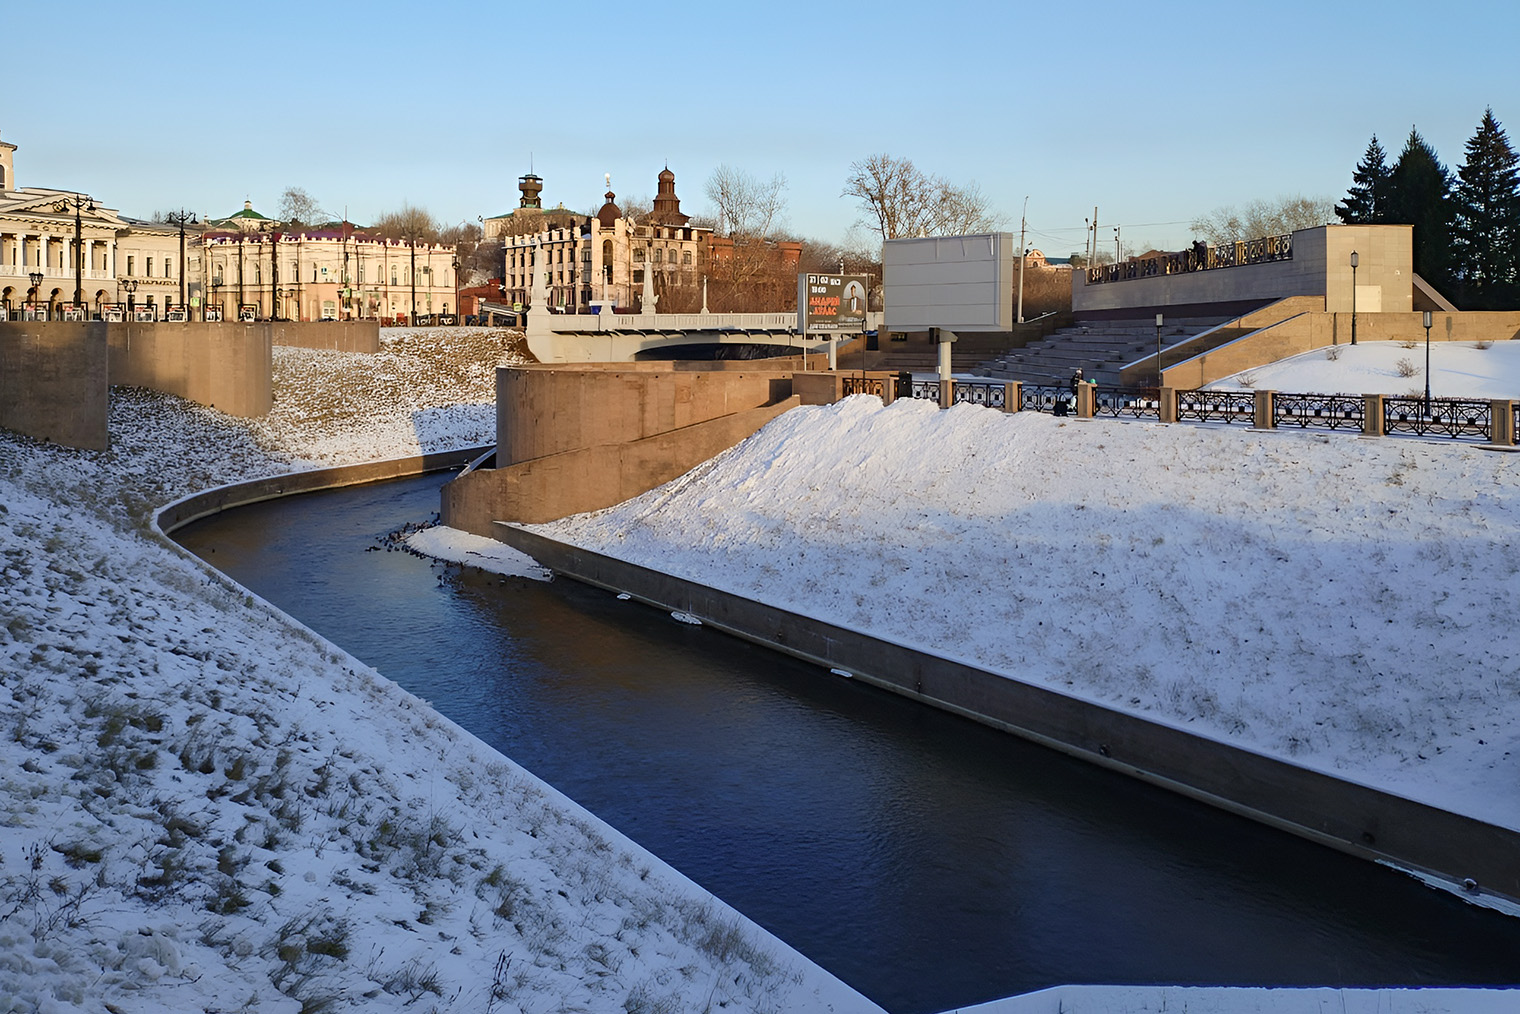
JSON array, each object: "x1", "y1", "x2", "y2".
[
  {"x1": 492, "y1": 523, "x2": 1520, "y2": 912},
  {"x1": 153, "y1": 447, "x2": 492, "y2": 535}
]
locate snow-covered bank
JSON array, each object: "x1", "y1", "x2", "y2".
[
  {"x1": 0, "y1": 330, "x2": 877, "y2": 1012},
  {"x1": 1206, "y1": 339, "x2": 1520, "y2": 399},
  {"x1": 534, "y1": 396, "x2": 1520, "y2": 835}
]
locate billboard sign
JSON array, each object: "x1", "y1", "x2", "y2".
[
  {"x1": 237, "y1": 304, "x2": 257, "y2": 322},
  {"x1": 797, "y1": 273, "x2": 869, "y2": 333},
  {"x1": 883, "y1": 232, "x2": 1014, "y2": 332},
  {"x1": 205, "y1": 305, "x2": 223, "y2": 322},
  {"x1": 61, "y1": 304, "x2": 86, "y2": 322},
  {"x1": 166, "y1": 304, "x2": 188, "y2": 322},
  {"x1": 102, "y1": 303, "x2": 125, "y2": 323},
  {"x1": 133, "y1": 306, "x2": 158, "y2": 322}
]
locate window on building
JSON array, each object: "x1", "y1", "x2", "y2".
[
  {"x1": 166, "y1": 258, "x2": 174, "y2": 278},
  {"x1": 652, "y1": 249, "x2": 663, "y2": 264},
  {"x1": 633, "y1": 249, "x2": 644, "y2": 262},
  {"x1": 683, "y1": 251, "x2": 692, "y2": 265},
  {"x1": 633, "y1": 270, "x2": 644, "y2": 284},
  {"x1": 126, "y1": 255, "x2": 135, "y2": 276},
  {"x1": 146, "y1": 259, "x2": 153, "y2": 278},
  {"x1": 602, "y1": 239, "x2": 612, "y2": 264},
  {"x1": 391, "y1": 267, "x2": 398, "y2": 286}
]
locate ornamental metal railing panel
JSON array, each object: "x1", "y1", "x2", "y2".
[
  {"x1": 952, "y1": 381, "x2": 1007, "y2": 409},
  {"x1": 1176, "y1": 390, "x2": 1255, "y2": 425},
  {"x1": 1085, "y1": 233, "x2": 1292, "y2": 285},
  {"x1": 842, "y1": 375, "x2": 889, "y2": 399},
  {"x1": 1019, "y1": 384, "x2": 1069, "y2": 413},
  {"x1": 1273, "y1": 392, "x2": 1365, "y2": 431},
  {"x1": 911, "y1": 378, "x2": 941, "y2": 403},
  {"x1": 1384, "y1": 396, "x2": 1492, "y2": 441},
  {"x1": 1095, "y1": 387, "x2": 1162, "y2": 420}
]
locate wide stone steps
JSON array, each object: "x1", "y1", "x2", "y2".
[{"x1": 977, "y1": 316, "x2": 1231, "y2": 387}]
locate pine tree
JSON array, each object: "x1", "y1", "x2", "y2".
[
  {"x1": 1452, "y1": 108, "x2": 1520, "y2": 309},
  {"x1": 1386, "y1": 128, "x2": 1456, "y2": 297},
  {"x1": 1335, "y1": 136, "x2": 1392, "y2": 224}
]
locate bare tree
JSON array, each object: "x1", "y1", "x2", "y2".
[
  {"x1": 278, "y1": 187, "x2": 328, "y2": 228},
  {"x1": 843, "y1": 154, "x2": 1002, "y2": 242},
  {"x1": 369, "y1": 204, "x2": 441, "y2": 242},
  {"x1": 704, "y1": 165, "x2": 787, "y2": 239},
  {"x1": 1190, "y1": 195, "x2": 1335, "y2": 245}
]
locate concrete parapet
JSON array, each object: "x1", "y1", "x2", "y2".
[
  {"x1": 1253, "y1": 390, "x2": 1274, "y2": 429},
  {"x1": 1363, "y1": 394, "x2": 1385, "y2": 436},
  {"x1": 0, "y1": 322, "x2": 110, "y2": 450},
  {"x1": 496, "y1": 363, "x2": 796, "y2": 467},
  {"x1": 108, "y1": 322, "x2": 273, "y2": 417},
  {"x1": 444, "y1": 398, "x2": 797, "y2": 532},
  {"x1": 271, "y1": 320, "x2": 381, "y2": 353}
]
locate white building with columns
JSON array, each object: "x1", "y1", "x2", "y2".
[{"x1": 0, "y1": 130, "x2": 191, "y2": 320}]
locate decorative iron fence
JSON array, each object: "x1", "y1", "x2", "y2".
[
  {"x1": 1086, "y1": 233, "x2": 1292, "y2": 285},
  {"x1": 842, "y1": 375, "x2": 889, "y2": 399},
  {"x1": 1094, "y1": 387, "x2": 1162, "y2": 420},
  {"x1": 1384, "y1": 397, "x2": 1492, "y2": 441},
  {"x1": 1176, "y1": 390, "x2": 1255, "y2": 425},
  {"x1": 1274, "y1": 392, "x2": 1364, "y2": 431},
  {"x1": 952, "y1": 381, "x2": 1007, "y2": 409},
  {"x1": 1019, "y1": 384, "x2": 1070, "y2": 413},
  {"x1": 911, "y1": 378, "x2": 941, "y2": 403}
]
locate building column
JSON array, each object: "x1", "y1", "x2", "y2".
[{"x1": 39, "y1": 235, "x2": 49, "y2": 275}]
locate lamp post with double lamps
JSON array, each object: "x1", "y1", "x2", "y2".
[
  {"x1": 28, "y1": 271, "x2": 43, "y2": 318},
  {"x1": 121, "y1": 277, "x2": 138, "y2": 317},
  {"x1": 52, "y1": 192, "x2": 96, "y2": 315},
  {"x1": 164, "y1": 209, "x2": 197, "y2": 314}
]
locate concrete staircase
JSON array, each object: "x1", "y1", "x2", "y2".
[{"x1": 975, "y1": 316, "x2": 1233, "y2": 388}]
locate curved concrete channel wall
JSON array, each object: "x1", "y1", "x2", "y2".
[
  {"x1": 153, "y1": 447, "x2": 489, "y2": 535},
  {"x1": 491, "y1": 523, "x2": 1520, "y2": 913}
]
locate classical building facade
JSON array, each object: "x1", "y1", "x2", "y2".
[
  {"x1": 499, "y1": 168, "x2": 711, "y2": 314},
  {"x1": 201, "y1": 202, "x2": 459, "y2": 322}
]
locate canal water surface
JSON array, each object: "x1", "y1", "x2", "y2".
[{"x1": 172, "y1": 471, "x2": 1520, "y2": 1014}]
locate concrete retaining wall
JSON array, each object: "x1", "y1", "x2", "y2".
[
  {"x1": 491, "y1": 525, "x2": 1520, "y2": 911},
  {"x1": 0, "y1": 322, "x2": 110, "y2": 450},
  {"x1": 271, "y1": 320, "x2": 381, "y2": 353},
  {"x1": 444, "y1": 400, "x2": 797, "y2": 533},
  {"x1": 153, "y1": 446, "x2": 488, "y2": 535},
  {"x1": 1164, "y1": 311, "x2": 1520, "y2": 389},
  {"x1": 108, "y1": 322, "x2": 273, "y2": 417},
  {"x1": 497, "y1": 363, "x2": 797, "y2": 467}
]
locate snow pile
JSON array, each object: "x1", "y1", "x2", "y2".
[
  {"x1": 538, "y1": 395, "x2": 1520, "y2": 830},
  {"x1": 0, "y1": 330, "x2": 875, "y2": 1013},
  {"x1": 1206, "y1": 340, "x2": 1520, "y2": 399}
]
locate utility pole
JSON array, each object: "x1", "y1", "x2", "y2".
[
  {"x1": 165, "y1": 209, "x2": 196, "y2": 312},
  {"x1": 1114, "y1": 226, "x2": 1121, "y2": 265},
  {"x1": 1016, "y1": 196, "x2": 1028, "y2": 325}
]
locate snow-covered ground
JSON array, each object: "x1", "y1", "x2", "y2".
[
  {"x1": 0, "y1": 327, "x2": 875, "y2": 1013},
  {"x1": 1206, "y1": 339, "x2": 1520, "y2": 399},
  {"x1": 515, "y1": 342, "x2": 1520, "y2": 840}
]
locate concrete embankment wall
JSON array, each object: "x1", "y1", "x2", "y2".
[
  {"x1": 1164, "y1": 311, "x2": 1520, "y2": 389},
  {"x1": 154, "y1": 447, "x2": 488, "y2": 535},
  {"x1": 444, "y1": 399, "x2": 798, "y2": 534},
  {"x1": 271, "y1": 320, "x2": 380, "y2": 353},
  {"x1": 492, "y1": 525, "x2": 1520, "y2": 911},
  {"x1": 108, "y1": 322, "x2": 273, "y2": 417},
  {"x1": 441, "y1": 362, "x2": 802, "y2": 534},
  {"x1": 0, "y1": 322, "x2": 110, "y2": 450},
  {"x1": 496, "y1": 363, "x2": 797, "y2": 466}
]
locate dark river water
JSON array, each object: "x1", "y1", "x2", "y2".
[{"x1": 173, "y1": 471, "x2": 1520, "y2": 1013}]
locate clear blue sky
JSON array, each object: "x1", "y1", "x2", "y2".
[{"x1": 8, "y1": 0, "x2": 1515, "y2": 254}]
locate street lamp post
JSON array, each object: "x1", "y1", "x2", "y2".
[
  {"x1": 452, "y1": 259, "x2": 460, "y2": 319},
  {"x1": 165, "y1": 209, "x2": 197, "y2": 312},
  {"x1": 1423, "y1": 310, "x2": 1433, "y2": 417},
  {"x1": 53, "y1": 193, "x2": 95, "y2": 313},
  {"x1": 121, "y1": 277, "x2": 138, "y2": 317},
  {"x1": 409, "y1": 235, "x2": 418, "y2": 325},
  {"x1": 1155, "y1": 313, "x2": 1164, "y2": 387},
  {"x1": 28, "y1": 270, "x2": 43, "y2": 318},
  {"x1": 1349, "y1": 250, "x2": 1359, "y2": 346},
  {"x1": 258, "y1": 221, "x2": 281, "y2": 320}
]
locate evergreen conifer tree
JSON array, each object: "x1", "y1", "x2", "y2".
[
  {"x1": 1452, "y1": 108, "x2": 1520, "y2": 309},
  {"x1": 1386, "y1": 128, "x2": 1456, "y2": 297},
  {"x1": 1335, "y1": 136, "x2": 1392, "y2": 224}
]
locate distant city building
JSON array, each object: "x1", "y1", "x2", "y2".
[
  {"x1": 0, "y1": 130, "x2": 167, "y2": 319},
  {"x1": 498, "y1": 169, "x2": 711, "y2": 313},
  {"x1": 200, "y1": 202, "x2": 458, "y2": 322}
]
